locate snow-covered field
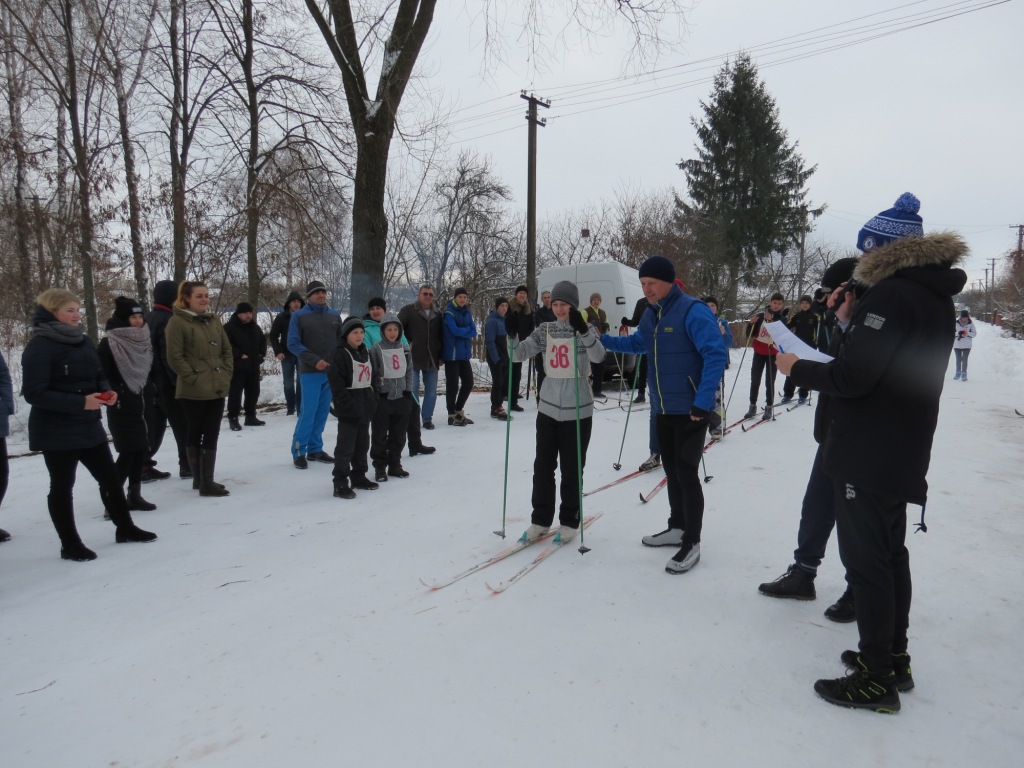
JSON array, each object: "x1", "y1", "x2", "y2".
[{"x1": 2, "y1": 322, "x2": 1022, "y2": 767}]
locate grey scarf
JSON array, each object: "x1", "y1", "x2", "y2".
[
  {"x1": 105, "y1": 326, "x2": 153, "y2": 394},
  {"x1": 34, "y1": 320, "x2": 86, "y2": 344}
]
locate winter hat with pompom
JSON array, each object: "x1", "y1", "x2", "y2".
[{"x1": 857, "y1": 192, "x2": 923, "y2": 252}]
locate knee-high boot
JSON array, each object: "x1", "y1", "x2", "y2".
[{"x1": 200, "y1": 449, "x2": 230, "y2": 497}]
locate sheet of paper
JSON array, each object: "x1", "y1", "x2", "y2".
[{"x1": 764, "y1": 321, "x2": 834, "y2": 363}]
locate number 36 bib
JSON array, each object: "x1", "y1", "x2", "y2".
[{"x1": 544, "y1": 328, "x2": 577, "y2": 379}]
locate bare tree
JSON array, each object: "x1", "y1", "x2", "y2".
[{"x1": 303, "y1": 0, "x2": 690, "y2": 315}]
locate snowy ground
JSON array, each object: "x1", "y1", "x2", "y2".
[{"x1": 2, "y1": 322, "x2": 1022, "y2": 767}]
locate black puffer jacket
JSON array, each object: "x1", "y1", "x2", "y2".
[
  {"x1": 329, "y1": 343, "x2": 379, "y2": 423},
  {"x1": 791, "y1": 233, "x2": 968, "y2": 504},
  {"x1": 269, "y1": 291, "x2": 305, "y2": 358},
  {"x1": 148, "y1": 280, "x2": 179, "y2": 392},
  {"x1": 22, "y1": 307, "x2": 110, "y2": 452},
  {"x1": 224, "y1": 312, "x2": 267, "y2": 373}
]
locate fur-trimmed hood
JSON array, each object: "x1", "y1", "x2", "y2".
[{"x1": 854, "y1": 232, "x2": 968, "y2": 290}]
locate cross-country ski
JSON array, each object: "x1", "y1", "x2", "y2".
[{"x1": 485, "y1": 515, "x2": 602, "y2": 593}]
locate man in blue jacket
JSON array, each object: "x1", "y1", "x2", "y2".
[
  {"x1": 287, "y1": 281, "x2": 342, "y2": 469},
  {"x1": 602, "y1": 256, "x2": 727, "y2": 574}
]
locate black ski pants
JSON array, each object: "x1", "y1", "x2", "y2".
[
  {"x1": 149, "y1": 384, "x2": 189, "y2": 472},
  {"x1": 43, "y1": 443, "x2": 133, "y2": 546},
  {"x1": 656, "y1": 414, "x2": 709, "y2": 547},
  {"x1": 487, "y1": 359, "x2": 508, "y2": 409},
  {"x1": 531, "y1": 413, "x2": 593, "y2": 528},
  {"x1": 444, "y1": 360, "x2": 474, "y2": 414},
  {"x1": 792, "y1": 444, "x2": 838, "y2": 572},
  {"x1": 334, "y1": 416, "x2": 370, "y2": 482},
  {"x1": 748, "y1": 352, "x2": 778, "y2": 407},
  {"x1": 227, "y1": 366, "x2": 261, "y2": 420},
  {"x1": 371, "y1": 395, "x2": 411, "y2": 471},
  {"x1": 833, "y1": 479, "x2": 912, "y2": 676},
  {"x1": 180, "y1": 397, "x2": 225, "y2": 451}
]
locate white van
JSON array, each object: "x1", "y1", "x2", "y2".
[{"x1": 537, "y1": 261, "x2": 646, "y2": 383}]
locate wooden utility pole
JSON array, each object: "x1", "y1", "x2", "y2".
[
  {"x1": 521, "y1": 92, "x2": 549, "y2": 301},
  {"x1": 1011, "y1": 224, "x2": 1024, "y2": 263}
]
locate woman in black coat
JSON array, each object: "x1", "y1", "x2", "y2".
[
  {"x1": 97, "y1": 296, "x2": 157, "y2": 512},
  {"x1": 22, "y1": 289, "x2": 157, "y2": 561}
]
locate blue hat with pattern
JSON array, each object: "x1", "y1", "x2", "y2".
[{"x1": 857, "y1": 192, "x2": 923, "y2": 252}]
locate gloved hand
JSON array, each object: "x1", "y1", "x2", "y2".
[
  {"x1": 621, "y1": 316, "x2": 630, "y2": 327},
  {"x1": 568, "y1": 308, "x2": 590, "y2": 335},
  {"x1": 691, "y1": 406, "x2": 722, "y2": 429}
]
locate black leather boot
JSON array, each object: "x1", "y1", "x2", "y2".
[{"x1": 199, "y1": 449, "x2": 230, "y2": 497}]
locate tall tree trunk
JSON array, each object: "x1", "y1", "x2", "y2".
[
  {"x1": 350, "y1": 137, "x2": 389, "y2": 314},
  {"x1": 170, "y1": 0, "x2": 187, "y2": 281},
  {"x1": 243, "y1": 0, "x2": 260, "y2": 307},
  {"x1": 62, "y1": 0, "x2": 99, "y2": 340},
  {"x1": 3, "y1": 31, "x2": 35, "y2": 323},
  {"x1": 114, "y1": 84, "x2": 149, "y2": 309}
]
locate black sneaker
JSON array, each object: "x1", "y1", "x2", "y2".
[
  {"x1": 510, "y1": 403, "x2": 525, "y2": 412},
  {"x1": 841, "y1": 650, "x2": 915, "y2": 692},
  {"x1": 409, "y1": 443, "x2": 436, "y2": 456},
  {"x1": 308, "y1": 451, "x2": 334, "y2": 464},
  {"x1": 423, "y1": 420, "x2": 435, "y2": 430},
  {"x1": 375, "y1": 470, "x2": 388, "y2": 483},
  {"x1": 333, "y1": 484, "x2": 355, "y2": 499},
  {"x1": 814, "y1": 669, "x2": 901, "y2": 714},
  {"x1": 758, "y1": 564, "x2": 816, "y2": 600},
  {"x1": 140, "y1": 466, "x2": 172, "y2": 482},
  {"x1": 293, "y1": 455, "x2": 309, "y2": 470},
  {"x1": 229, "y1": 418, "x2": 242, "y2": 431},
  {"x1": 388, "y1": 466, "x2": 410, "y2": 478},
  {"x1": 243, "y1": 416, "x2": 266, "y2": 426},
  {"x1": 825, "y1": 586, "x2": 856, "y2": 623}
]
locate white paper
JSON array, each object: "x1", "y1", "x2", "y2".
[{"x1": 764, "y1": 321, "x2": 834, "y2": 363}]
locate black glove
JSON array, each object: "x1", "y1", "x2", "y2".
[
  {"x1": 691, "y1": 406, "x2": 722, "y2": 429},
  {"x1": 621, "y1": 316, "x2": 630, "y2": 327},
  {"x1": 568, "y1": 308, "x2": 590, "y2": 335},
  {"x1": 403, "y1": 391, "x2": 413, "y2": 400}
]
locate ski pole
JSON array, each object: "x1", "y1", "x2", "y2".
[
  {"x1": 494, "y1": 337, "x2": 516, "y2": 539},
  {"x1": 723, "y1": 322, "x2": 753, "y2": 417},
  {"x1": 688, "y1": 375, "x2": 714, "y2": 484},
  {"x1": 613, "y1": 356, "x2": 643, "y2": 470},
  {"x1": 574, "y1": 333, "x2": 590, "y2": 555}
]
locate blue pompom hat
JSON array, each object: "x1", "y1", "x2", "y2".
[{"x1": 856, "y1": 192, "x2": 923, "y2": 252}]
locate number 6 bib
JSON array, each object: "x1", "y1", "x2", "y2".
[{"x1": 544, "y1": 329, "x2": 577, "y2": 379}]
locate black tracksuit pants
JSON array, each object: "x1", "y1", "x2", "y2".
[
  {"x1": 749, "y1": 352, "x2": 778, "y2": 407},
  {"x1": 531, "y1": 413, "x2": 593, "y2": 528},
  {"x1": 656, "y1": 414, "x2": 709, "y2": 548},
  {"x1": 371, "y1": 396, "x2": 411, "y2": 471},
  {"x1": 833, "y1": 480, "x2": 912, "y2": 676},
  {"x1": 228, "y1": 367, "x2": 260, "y2": 420},
  {"x1": 334, "y1": 417, "x2": 370, "y2": 482}
]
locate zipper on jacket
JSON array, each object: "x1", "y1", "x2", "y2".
[{"x1": 653, "y1": 303, "x2": 664, "y2": 415}]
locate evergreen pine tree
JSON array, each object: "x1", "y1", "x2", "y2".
[{"x1": 677, "y1": 53, "x2": 821, "y2": 310}]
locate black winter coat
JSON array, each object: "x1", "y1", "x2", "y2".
[
  {"x1": 224, "y1": 313, "x2": 267, "y2": 373},
  {"x1": 787, "y1": 308, "x2": 819, "y2": 346},
  {"x1": 397, "y1": 302, "x2": 443, "y2": 370},
  {"x1": 790, "y1": 233, "x2": 968, "y2": 504},
  {"x1": 329, "y1": 343, "x2": 379, "y2": 423},
  {"x1": 22, "y1": 310, "x2": 110, "y2": 452},
  {"x1": 269, "y1": 291, "x2": 305, "y2": 358},
  {"x1": 148, "y1": 280, "x2": 179, "y2": 394},
  {"x1": 97, "y1": 335, "x2": 152, "y2": 453}
]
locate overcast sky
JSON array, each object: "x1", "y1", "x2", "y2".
[{"x1": 415, "y1": 0, "x2": 1021, "y2": 290}]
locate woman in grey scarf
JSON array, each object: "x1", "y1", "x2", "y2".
[{"x1": 98, "y1": 296, "x2": 157, "y2": 512}]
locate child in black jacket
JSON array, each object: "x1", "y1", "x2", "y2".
[{"x1": 329, "y1": 317, "x2": 380, "y2": 498}]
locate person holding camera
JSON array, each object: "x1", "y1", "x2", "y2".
[
  {"x1": 777, "y1": 193, "x2": 968, "y2": 713},
  {"x1": 952, "y1": 309, "x2": 976, "y2": 381},
  {"x1": 601, "y1": 257, "x2": 727, "y2": 574},
  {"x1": 744, "y1": 293, "x2": 788, "y2": 420}
]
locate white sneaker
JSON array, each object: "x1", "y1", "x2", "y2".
[
  {"x1": 519, "y1": 524, "x2": 550, "y2": 543},
  {"x1": 642, "y1": 528, "x2": 683, "y2": 547},
  {"x1": 639, "y1": 453, "x2": 661, "y2": 472},
  {"x1": 554, "y1": 525, "x2": 579, "y2": 543},
  {"x1": 665, "y1": 542, "x2": 700, "y2": 574}
]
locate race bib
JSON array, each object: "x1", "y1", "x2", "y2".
[
  {"x1": 347, "y1": 350, "x2": 372, "y2": 389},
  {"x1": 544, "y1": 328, "x2": 577, "y2": 379},
  {"x1": 381, "y1": 348, "x2": 408, "y2": 379}
]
